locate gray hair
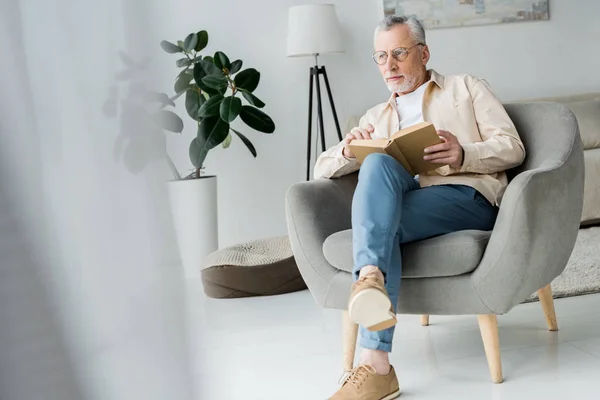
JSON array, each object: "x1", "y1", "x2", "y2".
[{"x1": 374, "y1": 15, "x2": 426, "y2": 45}]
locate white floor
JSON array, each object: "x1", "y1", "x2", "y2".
[{"x1": 187, "y1": 282, "x2": 600, "y2": 400}]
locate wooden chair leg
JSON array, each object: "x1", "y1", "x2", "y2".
[
  {"x1": 537, "y1": 284, "x2": 558, "y2": 331},
  {"x1": 343, "y1": 310, "x2": 359, "y2": 372},
  {"x1": 420, "y1": 315, "x2": 430, "y2": 326},
  {"x1": 477, "y1": 314, "x2": 504, "y2": 384}
]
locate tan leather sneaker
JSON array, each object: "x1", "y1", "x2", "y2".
[
  {"x1": 348, "y1": 273, "x2": 397, "y2": 331},
  {"x1": 329, "y1": 365, "x2": 400, "y2": 400}
]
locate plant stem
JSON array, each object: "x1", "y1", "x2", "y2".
[
  {"x1": 196, "y1": 168, "x2": 201, "y2": 179},
  {"x1": 166, "y1": 154, "x2": 181, "y2": 180},
  {"x1": 227, "y1": 75, "x2": 237, "y2": 95}
]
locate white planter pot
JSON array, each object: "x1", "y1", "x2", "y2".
[{"x1": 168, "y1": 176, "x2": 218, "y2": 279}]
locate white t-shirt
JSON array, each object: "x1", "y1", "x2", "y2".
[{"x1": 395, "y1": 81, "x2": 429, "y2": 129}]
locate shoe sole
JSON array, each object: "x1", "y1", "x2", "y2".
[
  {"x1": 348, "y1": 288, "x2": 397, "y2": 332},
  {"x1": 380, "y1": 389, "x2": 401, "y2": 400}
]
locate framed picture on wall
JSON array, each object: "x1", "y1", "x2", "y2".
[{"x1": 383, "y1": 0, "x2": 550, "y2": 29}]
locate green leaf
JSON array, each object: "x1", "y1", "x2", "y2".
[
  {"x1": 222, "y1": 133, "x2": 232, "y2": 149},
  {"x1": 240, "y1": 90, "x2": 265, "y2": 108},
  {"x1": 186, "y1": 86, "x2": 205, "y2": 121},
  {"x1": 197, "y1": 81, "x2": 219, "y2": 96},
  {"x1": 194, "y1": 63, "x2": 218, "y2": 96},
  {"x1": 198, "y1": 94, "x2": 224, "y2": 118},
  {"x1": 201, "y1": 58, "x2": 222, "y2": 76},
  {"x1": 229, "y1": 60, "x2": 243, "y2": 75},
  {"x1": 214, "y1": 51, "x2": 231, "y2": 71},
  {"x1": 189, "y1": 138, "x2": 208, "y2": 169},
  {"x1": 239, "y1": 106, "x2": 275, "y2": 133},
  {"x1": 177, "y1": 40, "x2": 185, "y2": 48},
  {"x1": 231, "y1": 128, "x2": 257, "y2": 157},
  {"x1": 195, "y1": 30, "x2": 209, "y2": 52},
  {"x1": 198, "y1": 116, "x2": 230, "y2": 149},
  {"x1": 201, "y1": 75, "x2": 228, "y2": 91},
  {"x1": 193, "y1": 62, "x2": 206, "y2": 82},
  {"x1": 160, "y1": 40, "x2": 182, "y2": 54},
  {"x1": 192, "y1": 116, "x2": 230, "y2": 167},
  {"x1": 234, "y1": 68, "x2": 260, "y2": 92},
  {"x1": 178, "y1": 68, "x2": 193, "y2": 78},
  {"x1": 176, "y1": 58, "x2": 191, "y2": 68},
  {"x1": 154, "y1": 110, "x2": 184, "y2": 133},
  {"x1": 220, "y1": 96, "x2": 242, "y2": 123},
  {"x1": 183, "y1": 33, "x2": 198, "y2": 52},
  {"x1": 174, "y1": 71, "x2": 193, "y2": 93}
]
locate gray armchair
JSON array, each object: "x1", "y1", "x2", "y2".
[{"x1": 285, "y1": 103, "x2": 584, "y2": 383}]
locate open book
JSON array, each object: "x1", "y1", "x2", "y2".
[{"x1": 347, "y1": 122, "x2": 445, "y2": 176}]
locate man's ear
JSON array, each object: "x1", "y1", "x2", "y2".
[{"x1": 421, "y1": 45, "x2": 430, "y2": 65}]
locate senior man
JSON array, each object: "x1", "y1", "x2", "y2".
[{"x1": 315, "y1": 15, "x2": 526, "y2": 400}]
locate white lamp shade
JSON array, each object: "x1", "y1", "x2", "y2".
[{"x1": 287, "y1": 4, "x2": 344, "y2": 57}]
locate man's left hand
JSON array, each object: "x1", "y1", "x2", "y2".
[{"x1": 423, "y1": 130, "x2": 464, "y2": 168}]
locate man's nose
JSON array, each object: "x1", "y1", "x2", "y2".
[{"x1": 385, "y1": 55, "x2": 396, "y2": 71}]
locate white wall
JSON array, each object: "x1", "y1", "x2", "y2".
[{"x1": 161, "y1": 0, "x2": 600, "y2": 248}]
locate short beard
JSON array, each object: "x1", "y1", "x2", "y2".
[{"x1": 386, "y1": 74, "x2": 420, "y2": 95}]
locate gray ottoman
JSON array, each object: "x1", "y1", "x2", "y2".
[{"x1": 201, "y1": 236, "x2": 307, "y2": 298}]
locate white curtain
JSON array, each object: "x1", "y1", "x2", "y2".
[{"x1": 0, "y1": 1, "x2": 198, "y2": 399}]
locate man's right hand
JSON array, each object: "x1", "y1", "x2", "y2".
[{"x1": 342, "y1": 124, "x2": 374, "y2": 159}]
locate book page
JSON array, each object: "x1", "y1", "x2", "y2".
[
  {"x1": 349, "y1": 138, "x2": 389, "y2": 148},
  {"x1": 384, "y1": 140, "x2": 414, "y2": 176},
  {"x1": 348, "y1": 138, "x2": 389, "y2": 164},
  {"x1": 392, "y1": 123, "x2": 444, "y2": 174},
  {"x1": 391, "y1": 121, "x2": 431, "y2": 140}
]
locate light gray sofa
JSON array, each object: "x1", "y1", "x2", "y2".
[
  {"x1": 285, "y1": 102, "x2": 585, "y2": 383},
  {"x1": 523, "y1": 93, "x2": 600, "y2": 226}
]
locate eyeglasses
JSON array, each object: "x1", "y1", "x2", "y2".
[{"x1": 372, "y1": 43, "x2": 425, "y2": 65}]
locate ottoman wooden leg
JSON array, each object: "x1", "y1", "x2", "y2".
[{"x1": 421, "y1": 315, "x2": 430, "y2": 326}]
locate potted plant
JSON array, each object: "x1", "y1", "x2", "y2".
[{"x1": 105, "y1": 30, "x2": 275, "y2": 278}]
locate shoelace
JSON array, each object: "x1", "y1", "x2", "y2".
[{"x1": 338, "y1": 365, "x2": 377, "y2": 389}]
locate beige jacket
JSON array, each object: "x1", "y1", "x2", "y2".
[{"x1": 313, "y1": 69, "x2": 526, "y2": 206}]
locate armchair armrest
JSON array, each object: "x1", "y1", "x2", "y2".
[
  {"x1": 472, "y1": 131, "x2": 584, "y2": 314},
  {"x1": 285, "y1": 174, "x2": 358, "y2": 307}
]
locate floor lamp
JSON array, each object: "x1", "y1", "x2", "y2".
[{"x1": 287, "y1": 4, "x2": 345, "y2": 180}]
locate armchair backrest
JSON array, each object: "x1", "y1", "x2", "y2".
[{"x1": 503, "y1": 102, "x2": 581, "y2": 181}]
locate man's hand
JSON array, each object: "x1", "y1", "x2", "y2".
[
  {"x1": 423, "y1": 130, "x2": 464, "y2": 168},
  {"x1": 342, "y1": 124, "x2": 374, "y2": 159}
]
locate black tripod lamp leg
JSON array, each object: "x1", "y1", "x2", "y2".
[
  {"x1": 314, "y1": 68, "x2": 327, "y2": 152},
  {"x1": 321, "y1": 66, "x2": 343, "y2": 142},
  {"x1": 306, "y1": 67, "x2": 315, "y2": 181}
]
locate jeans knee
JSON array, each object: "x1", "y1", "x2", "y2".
[{"x1": 359, "y1": 153, "x2": 396, "y2": 177}]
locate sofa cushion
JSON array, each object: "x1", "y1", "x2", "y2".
[
  {"x1": 582, "y1": 148, "x2": 600, "y2": 225},
  {"x1": 562, "y1": 98, "x2": 600, "y2": 150},
  {"x1": 323, "y1": 229, "x2": 491, "y2": 278}
]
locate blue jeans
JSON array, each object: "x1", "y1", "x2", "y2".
[{"x1": 352, "y1": 153, "x2": 498, "y2": 352}]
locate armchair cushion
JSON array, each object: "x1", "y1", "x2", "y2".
[{"x1": 323, "y1": 229, "x2": 492, "y2": 278}]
